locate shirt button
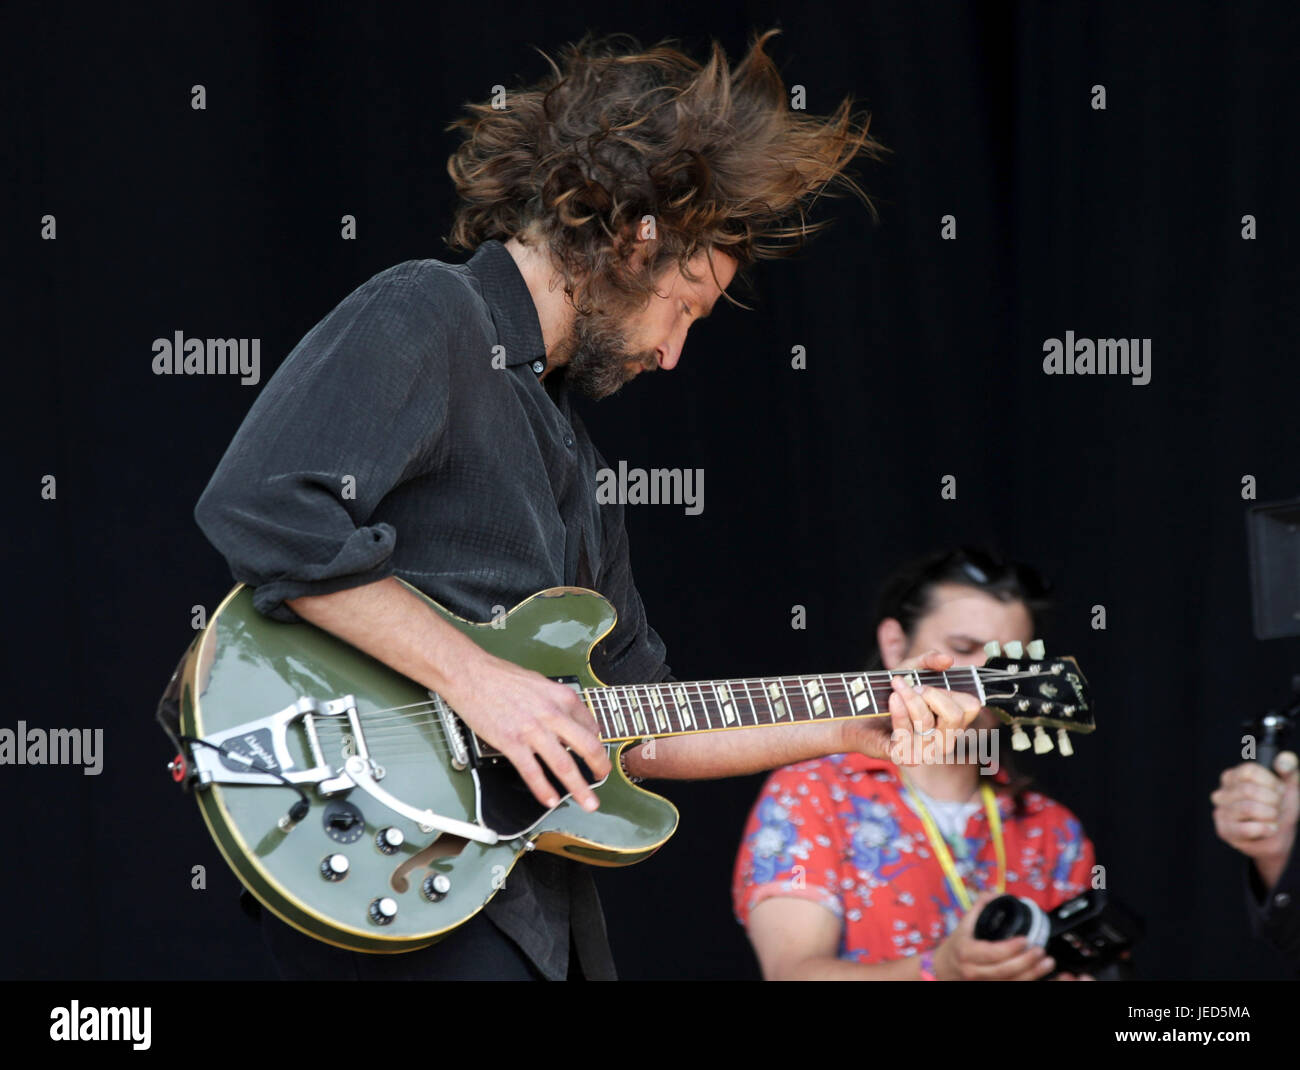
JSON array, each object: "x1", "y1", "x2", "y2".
[
  {"x1": 1275, "y1": 892, "x2": 1292, "y2": 908},
  {"x1": 563, "y1": 434, "x2": 574, "y2": 449},
  {"x1": 531, "y1": 360, "x2": 545, "y2": 374}
]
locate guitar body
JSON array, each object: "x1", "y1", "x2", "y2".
[{"x1": 178, "y1": 582, "x2": 678, "y2": 953}]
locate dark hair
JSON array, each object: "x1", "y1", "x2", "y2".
[
  {"x1": 872, "y1": 546, "x2": 1052, "y2": 657},
  {"x1": 445, "y1": 29, "x2": 887, "y2": 316},
  {"x1": 869, "y1": 546, "x2": 1054, "y2": 807}
]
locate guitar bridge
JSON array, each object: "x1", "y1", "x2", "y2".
[
  {"x1": 430, "y1": 691, "x2": 471, "y2": 771},
  {"x1": 189, "y1": 694, "x2": 358, "y2": 789},
  {"x1": 190, "y1": 694, "x2": 501, "y2": 846}
]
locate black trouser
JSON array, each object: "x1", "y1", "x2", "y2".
[{"x1": 257, "y1": 900, "x2": 582, "y2": 980}]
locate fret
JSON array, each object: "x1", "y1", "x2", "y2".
[
  {"x1": 590, "y1": 665, "x2": 985, "y2": 742},
  {"x1": 694, "y1": 681, "x2": 714, "y2": 730},
  {"x1": 586, "y1": 687, "x2": 606, "y2": 736},
  {"x1": 627, "y1": 687, "x2": 647, "y2": 737},
  {"x1": 865, "y1": 671, "x2": 883, "y2": 720},
  {"x1": 781, "y1": 678, "x2": 802, "y2": 723},
  {"x1": 794, "y1": 676, "x2": 817, "y2": 721},
  {"x1": 649, "y1": 686, "x2": 667, "y2": 732},
  {"x1": 602, "y1": 687, "x2": 617, "y2": 737},
  {"x1": 693, "y1": 681, "x2": 709, "y2": 730},
  {"x1": 846, "y1": 673, "x2": 873, "y2": 714},
  {"x1": 806, "y1": 676, "x2": 829, "y2": 718},
  {"x1": 715, "y1": 683, "x2": 738, "y2": 726},
  {"x1": 741, "y1": 678, "x2": 759, "y2": 725},
  {"x1": 619, "y1": 687, "x2": 632, "y2": 736},
  {"x1": 616, "y1": 689, "x2": 629, "y2": 738},
  {"x1": 632, "y1": 685, "x2": 649, "y2": 735},
  {"x1": 766, "y1": 679, "x2": 787, "y2": 720},
  {"x1": 673, "y1": 684, "x2": 693, "y2": 730}
]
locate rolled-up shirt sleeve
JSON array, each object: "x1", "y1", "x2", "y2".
[{"x1": 195, "y1": 262, "x2": 452, "y2": 621}]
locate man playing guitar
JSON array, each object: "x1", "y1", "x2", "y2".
[{"x1": 192, "y1": 31, "x2": 985, "y2": 980}]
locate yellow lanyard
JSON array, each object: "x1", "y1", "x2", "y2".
[{"x1": 901, "y1": 775, "x2": 1006, "y2": 912}]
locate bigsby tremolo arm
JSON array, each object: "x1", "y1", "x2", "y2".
[
  {"x1": 190, "y1": 693, "x2": 500, "y2": 845},
  {"x1": 340, "y1": 756, "x2": 499, "y2": 845}
]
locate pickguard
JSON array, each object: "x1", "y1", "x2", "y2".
[{"x1": 475, "y1": 752, "x2": 604, "y2": 838}]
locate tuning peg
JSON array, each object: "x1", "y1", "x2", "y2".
[
  {"x1": 1026, "y1": 639, "x2": 1045, "y2": 659},
  {"x1": 1011, "y1": 724, "x2": 1031, "y2": 751},
  {"x1": 1003, "y1": 641, "x2": 1024, "y2": 659},
  {"x1": 984, "y1": 641, "x2": 1002, "y2": 658},
  {"x1": 1033, "y1": 725, "x2": 1053, "y2": 754},
  {"x1": 1056, "y1": 728, "x2": 1074, "y2": 756}
]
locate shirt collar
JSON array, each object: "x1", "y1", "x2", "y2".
[{"x1": 465, "y1": 239, "x2": 549, "y2": 369}]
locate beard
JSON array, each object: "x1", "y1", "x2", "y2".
[{"x1": 559, "y1": 305, "x2": 659, "y2": 400}]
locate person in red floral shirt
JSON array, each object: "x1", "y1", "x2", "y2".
[{"x1": 733, "y1": 547, "x2": 1098, "y2": 980}]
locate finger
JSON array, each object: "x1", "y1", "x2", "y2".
[
  {"x1": 550, "y1": 697, "x2": 613, "y2": 777},
  {"x1": 532, "y1": 734, "x2": 601, "y2": 812},
  {"x1": 507, "y1": 748, "x2": 564, "y2": 810},
  {"x1": 1237, "y1": 781, "x2": 1285, "y2": 805},
  {"x1": 961, "y1": 935, "x2": 1032, "y2": 965},
  {"x1": 1229, "y1": 764, "x2": 1283, "y2": 790},
  {"x1": 971, "y1": 945, "x2": 1050, "y2": 980},
  {"x1": 988, "y1": 947, "x2": 1054, "y2": 981},
  {"x1": 888, "y1": 691, "x2": 919, "y2": 761},
  {"x1": 892, "y1": 675, "x2": 935, "y2": 735},
  {"x1": 1031, "y1": 953, "x2": 1058, "y2": 980},
  {"x1": 1228, "y1": 819, "x2": 1279, "y2": 840},
  {"x1": 1225, "y1": 798, "x2": 1283, "y2": 824},
  {"x1": 916, "y1": 686, "x2": 969, "y2": 734},
  {"x1": 1211, "y1": 782, "x2": 1283, "y2": 808},
  {"x1": 897, "y1": 649, "x2": 955, "y2": 672}
]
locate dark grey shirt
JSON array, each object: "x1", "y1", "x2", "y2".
[
  {"x1": 1246, "y1": 849, "x2": 1300, "y2": 972},
  {"x1": 194, "y1": 239, "x2": 672, "y2": 980}
]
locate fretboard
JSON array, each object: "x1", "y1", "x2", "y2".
[
  {"x1": 578, "y1": 667, "x2": 983, "y2": 741},
  {"x1": 466, "y1": 668, "x2": 986, "y2": 762}
]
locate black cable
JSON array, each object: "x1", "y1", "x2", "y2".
[{"x1": 180, "y1": 734, "x2": 311, "y2": 824}]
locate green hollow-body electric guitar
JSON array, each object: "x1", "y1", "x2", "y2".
[{"x1": 168, "y1": 580, "x2": 1094, "y2": 953}]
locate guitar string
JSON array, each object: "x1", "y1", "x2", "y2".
[
  {"x1": 303, "y1": 669, "x2": 1067, "y2": 754},
  {"x1": 300, "y1": 667, "x2": 1005, "y2": 726},
  {"x1": 304, "y1": 669, "x2": 1001, "y2": 738},
  {"x1": 302, "y1": 668, "x2": 1045, "y2": 739}
]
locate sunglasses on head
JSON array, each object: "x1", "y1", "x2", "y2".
[{"x1": 911, "y1": 546, "x2": 1052, "y2": 603}]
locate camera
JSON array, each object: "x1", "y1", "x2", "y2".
[{"x1": 973, "y1": 889, "x2": 1143, "y2": 976}]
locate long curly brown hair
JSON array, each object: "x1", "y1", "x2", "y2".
[{"x1": 445, "y1": 30, "x2": 887, "y2": 314}]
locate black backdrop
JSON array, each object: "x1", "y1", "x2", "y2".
[{"x1": 6, "y1": 0, "x2": 1300, "y2": 981}]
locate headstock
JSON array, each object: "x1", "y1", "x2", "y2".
[{"x1": 978, "y1": 640, "x2": 1095, "y2": 756}]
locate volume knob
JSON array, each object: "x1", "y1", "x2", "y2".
[
  {"x1": 376, "y1": 827, "x2": 405, "y2": 855},
  {"x1": 368, "y1": 897, "x2": 398, "y2": 925},
  {"x1": 320, "y1": 854, "x2": 350, "y2": 881},
  {"x1": 422, "y1": 874, "x2": 452, "y2": 902}
]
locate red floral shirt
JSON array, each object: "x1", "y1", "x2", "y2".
[{"x1": 732, "y1": 753, "x2": 1096, "y2": 963}]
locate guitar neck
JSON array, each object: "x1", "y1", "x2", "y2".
[
  {"x1": 470, "y1": 670, "x2": 981, "y2": 760},
  {"x1": 580, "y1": 667, "x2": 984, "y2": 742}
]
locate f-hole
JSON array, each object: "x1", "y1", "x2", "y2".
[{"x1": 390, "y1": 835, "x2": 470, "y2": 893}]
